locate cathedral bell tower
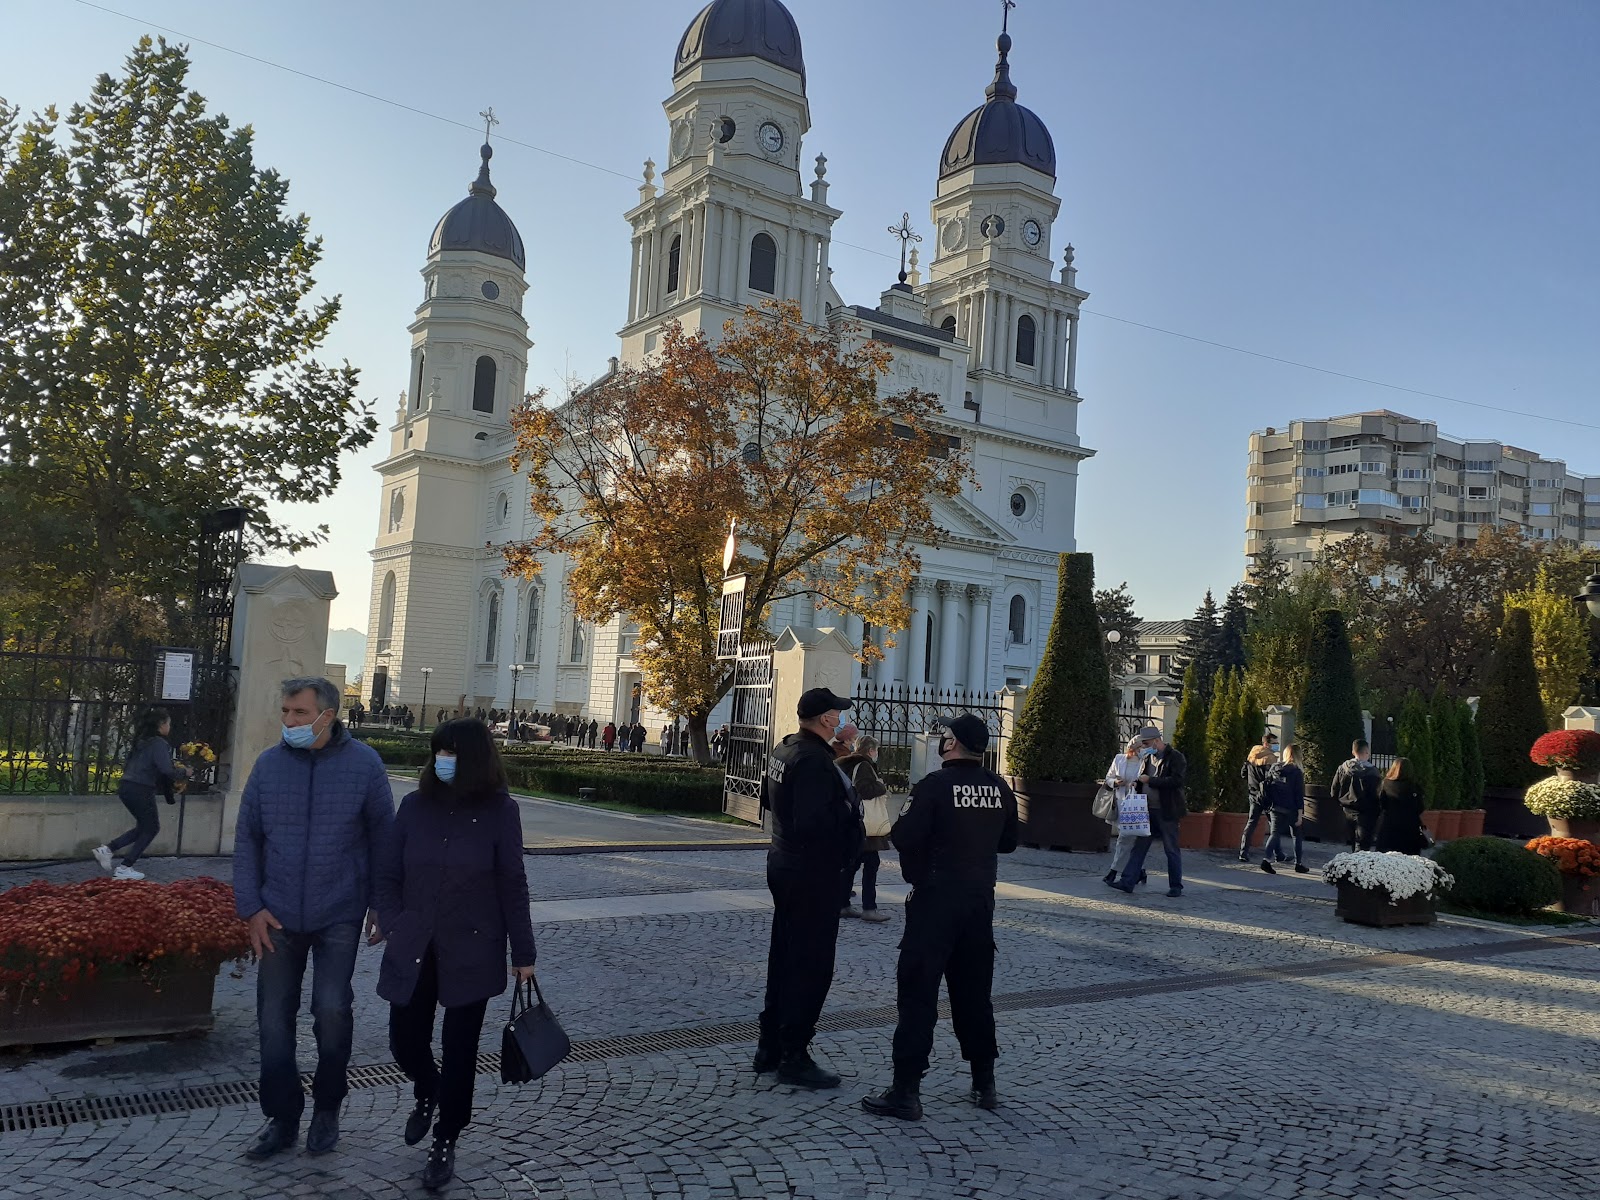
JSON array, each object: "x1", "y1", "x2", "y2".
[{"x1": 619, "y1": 0, "x2": 841, "y2": 363}]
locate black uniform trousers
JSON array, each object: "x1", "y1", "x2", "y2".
[
  {"x1": 759, "y1": 860, "x2": 845, "y2": 1055},
  {"x1": 1345, "y1": 801, "x2": 1380, "y2": 851},
  {"x1": 891, "y1": 884, "x2": 998, "y2": 1076}
]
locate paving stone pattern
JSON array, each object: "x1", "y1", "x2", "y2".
[{"x1": 2, "y1": 845, "x2": 1598, "y2": 1197}]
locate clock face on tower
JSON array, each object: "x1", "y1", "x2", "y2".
[
  {"x1": 1023, "y1": 219, "x2": 1043, "y2": 247},
  {"x1": 757, "y1": 122, "x2": 784, "y2": 154}
]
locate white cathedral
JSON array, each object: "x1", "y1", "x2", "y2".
[{"x1": 361, "y1": 0, "x2": 1096, "y2": 728}]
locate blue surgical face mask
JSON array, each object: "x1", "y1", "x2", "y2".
[
  {"x1": 1140, "y1": 745, "x2": 1156, "y2": 758},
  {"x1": 282, "y1": 719, "x2": 320, "y2": 749},
  {"x1": 434, "y1": 754, "x2": 458, "y2": 783}
]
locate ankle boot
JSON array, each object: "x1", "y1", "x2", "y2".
[
  {"x1": 778, "y1": 1048, "x2": 840, "y2": 1090},
  {"x1": 404, "y1": 1094, "x2": 436, "y2": 1146},
  {"x1": 422, "y1": 1133, "x2": 457, "y2": 1190},
  {"x1": 861, "y1": 1072, "x2": 923, "y2": 1121},
  {"x1": 970, "y1": 1061, "x2": 999, "y2": 1110}
]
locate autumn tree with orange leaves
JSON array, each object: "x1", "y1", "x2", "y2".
[{"x1": 506, "y1": 301, "x2": 969, "y2": 762}]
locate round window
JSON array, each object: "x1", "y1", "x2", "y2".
[
  {"x1": 1010, "y1": 490, "x2": 1031, "y2": 518},
  {"x1": 717, "y1": 117, "x2": 736, "y2": 144},
  {"x1": 481, "y1": 279, "x2": 500, "y2": 301}
]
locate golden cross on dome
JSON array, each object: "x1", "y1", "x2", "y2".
[{"x1": 479, "y1": 106, "x2": 499, "y2": 144}]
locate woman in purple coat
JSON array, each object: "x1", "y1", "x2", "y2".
[{"x1": 373, "y1": 718, "x2": 536, "y2": 1191}]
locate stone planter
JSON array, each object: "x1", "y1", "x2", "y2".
[
  {"x1": 1210, "y1": 810, "x2": 1248, "y2": 850},
  {"x1": 1483, "y1": 786, "x2": 1548, "y2": 839},
  {"x1": 1302, "y1": 785, "x2": 1344, "y2": 844},
  {"x1": 1009, "y1": 778, "x2": 1108, "y2": 852},
  {"x1": 1548, "y1": 818, "x2": 1600, "y2": 842},
  {"x1": 1434, "y1": 810, "x2": 1463, "y2": 841},
  {"x1": 0, "y1": 967, "x2": 217, "y2": 1049},
  {"x1": 1421, "y1": 809, "x2": 1447, "y2": 839},
  {"x1": 1178, "y1": 810, "x2": 1215, "y2": 850},
  {"x1": 1558, "y1": 872, "x2": 1600, "y2": 917},
  {"x1": 1334, "y1": 882, "x2": 1437, "y2": 927},
  {"x1": 1457, "y1": 810, "x2": 1486, "y2": 839}
]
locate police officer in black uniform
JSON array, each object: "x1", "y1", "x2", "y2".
[
  {"x1": 862, "y1": 713, "x2": 1017, "y2": 1121},
  {"x1": 754, "y1": 687, "x2": 865, "y2": 1089}
]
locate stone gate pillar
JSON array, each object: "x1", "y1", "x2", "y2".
[
  {"x1": 1566, "y1": 707, "x2": 1600, "y2": 733},
  {"x1": 770, "y1": 626, "x2": 857, "y2": 743}
]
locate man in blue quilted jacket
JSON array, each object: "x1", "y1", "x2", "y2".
[{"x1": 233, "y1": 677, "x2": 395, "y2": 1161}]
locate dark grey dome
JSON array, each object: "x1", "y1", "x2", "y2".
[
  {"x1": 939, "y1": 33, "x2": 1056, "y2": 181},
  {"x1": 429, "y1": 144, "x2": 526, "y2": 270},
  {"x1": 675, "y1": 0, "x2": 805, "y2": 85}
]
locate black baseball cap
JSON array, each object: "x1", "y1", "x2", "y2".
[
  {"x1": 943, "y1": 713, "x2": 990, "y2": 754},
  {"x1": 797, "y1": 688, "x2": 853, "y2": 720}
]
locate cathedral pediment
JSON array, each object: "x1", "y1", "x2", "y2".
[{"x1": 930, "y1": 494, "x2": 1016, "y2": 544}]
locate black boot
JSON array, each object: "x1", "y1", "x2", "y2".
[
  {"x1": 862, "y1": 1072, "x2": 923, "y2": 1121},
  {"x1": 752, "y1": 1041, "x2": 780, "y2": 1074},
  {"x1": 305, "y1": 1107, "x2": 340, "y2": 1155},
  {"x1": 777, "y1": 1048, "x2": 840, "y2": 1090},
  {"x1": 244, "y1": 1117, "x2": 298, "y2": 1160},
  {"x1": 404, "y1": 1095, "x2": 437, "y2": 1146},
  {"x1": 970, "y1": 1061, "x2": 999, "y2": 1110},
  {"x1": 422, "y1": 1134, "x2": 457, "y2": 1191}
]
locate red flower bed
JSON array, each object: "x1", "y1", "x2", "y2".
[
  {"x1": 1530, "y1": 730, "x2": 1600, "y2": 774},
  {"x1": 0, "y1": 877, "x2": 249, "y2": 1003}
]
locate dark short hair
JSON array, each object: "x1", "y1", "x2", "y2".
[
  {"x1": 420, "y1": 718, "x2": 509, "y2": 802},
  {"x1": 134, "y1": 706, "x2": 171, "y2": 742},
  {"x1": 1353, "y1": 739, "x2": 1370, "y2": 753}
]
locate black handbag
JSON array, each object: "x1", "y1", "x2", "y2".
[{"x1": 500, "y1": 975, "x2": 571, "y2": 1084}]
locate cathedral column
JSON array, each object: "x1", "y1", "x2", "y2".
[
  {"x1": 701, "y1": 203, "x2": 721, "y2": 299},
  {"x1": 966, "y1": 585, "x2": 992, "y2": 693},
  {"x1": 641, "y1": 227, "x2": 659, "y2": 318},
  {"x1": 627, "y1": 234, "x2": 643, "y2": 322},
  {"x1": 936, "y1": 581, "x2": 965, "y2": 690},
  {"x1": 1038, "y1": 307, "x2": 1055, "y2": 385},
  {"x1": 906, "y1": 580, "x2": 936, "y2": 689},
  {"x1": 782, "y1": 225, "x2": 799, "y2": 303},
  {"x1": 1066, "y1": 312, "x2": 1080, "y2": 393},
  {"x1": 682, "y1": 206, "x2": 699, "y2": 298},
  {"x1": 732, "y1": 210, "x2": 747, "y2": 304},
  {"x1": 813, "y1": 236, "x2": 830, "y2": 319},
  {"x1": 796, "y1": 233, "x2": 813, "y2": 322},
  {"x1": 842, "y1": 609, "x2": 864, "y2": 654}
]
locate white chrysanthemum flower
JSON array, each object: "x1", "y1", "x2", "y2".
[{"x1": 1323, "y1": 851, "x2": 1453, "y2": 902}]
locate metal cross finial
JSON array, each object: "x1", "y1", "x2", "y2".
[
  {"x1": 1002, "y1": 0, "x2": 1016, "y2": 34},
  {"x1": 887, "y1": 212, "x2": 922, "y2": 283},
  {"x1": 479, "y1": 107, "x2": 499, "y2": 144}
]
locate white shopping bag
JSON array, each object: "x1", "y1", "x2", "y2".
[{"x1": 1118, "y1": 791, "x2": 1151, "y2": 839}]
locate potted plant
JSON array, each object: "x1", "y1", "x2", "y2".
[
  {"x1": 1530, "y1": 730, "x2": 1600, "y2": 785},
  {"x1": 176, "y1": 740, "x2": 218, "y2": 795},
  {"x1": 1525, "y1": 836, "x2": 1600, "y2": 916},
  {"x1": 1522, "y1": 777, "x2": 1600, "y2": 842},
  {"x1": 1323, "y1": 851, "x2": 1454, "y2": 927},
  {"x1": 1478, "y1": 609, "x2": 1550, "y2": 837},
  {"x1": 1006, "y1": 553, "x2": 1118, "y2": 852},
  {"x1": 1296, "y1": 610, "x2": 1364, "y2": 842},
  {"x1": 0, "y1": 876, "x2": 248, "y2": 1047}
]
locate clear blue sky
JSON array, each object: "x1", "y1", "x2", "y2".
[{"x1": 6, "y1": 0, "x2": 1598, "y2": 633}]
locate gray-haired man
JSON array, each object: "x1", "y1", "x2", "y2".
[{"x1": 234, "y1": 678, "x2": 394, "y2": 1160}]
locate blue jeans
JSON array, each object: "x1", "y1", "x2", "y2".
[
  {"x1": 256, "y1": 921, "x2": 361, "y2": 1122},
  {"x1": 1240, "y1": 798, "x2": 1271, "y2": 855},
  {"x1": 1264, "y1": 809, "x2": 1304, "y2": 865},
  {"x1": 1118, "y1": 808, "x2": 1182, "y2": 893}
]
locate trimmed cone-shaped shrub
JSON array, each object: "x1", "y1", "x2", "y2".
[
  {"x1": 1007, "y1": 553, "x2": 1118, "y2": 782},
  {"x1": 1174, "y1": 662, "x2": 1213, "y2": 809},
  {"x1": 1477, "y1": 608, "x2": 1549, "y2": 789},
  {"x1": 1434, "y1": 836, "x2": 1560, "y2": 916},
  {"x1": 1207, "y1": 669, "x2": 1244, "y2": 812},
  {"x1": 1296, "y1": 610, "x2": 1365, "y2": 788},
  {"x1": 1457, "y1": 700, "x2": 1485, "y2": 808},
  {"x1": 1396, "y1": 689, "x2": 1436, "y2": 802},
  {"x1": 1430, "y1": 686, "x2": 1464, "y2": 811}
]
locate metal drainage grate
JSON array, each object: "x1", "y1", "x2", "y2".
[{"x1": 3, "y1": 927, "x2": 1595, "y2": 1134}]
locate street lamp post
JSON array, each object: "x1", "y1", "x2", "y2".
[
  {"x1": 420, "y1": 667, "x2": 433, "y2": 729},
  {"x1": 508, "y1": 664, "x2": 523, "y2": 742}
]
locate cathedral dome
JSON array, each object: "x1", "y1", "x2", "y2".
[
  {"x1": 674, "y1": 0, "x2": 805, "y2": 85},
  {"x1": 429, "y1": 144, "x2": 526, "y2": 270},
  {"x1": 939, "y1": 33, "x2": 1056, "y2": 181}
]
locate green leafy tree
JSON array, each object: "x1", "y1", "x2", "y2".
[
  {"x1": 1094, "y1": 581, "x2": 1140, "y2": 681},
  {"x1": 1503, "y1": 563, "x2": 1591, "y2": 728},
  {"x1": 0, "y1": 39, "x2": 375, "y2": 632},
  {"x1": 1395, "y1": 690, "x2": 1435, "y2": 801},
  {"x1": 1244, "y1": 567, "x2": 1341, "y2": 708},
  {"x1": 1173, "y1": 662, "x2": 1213, "y2": 809},
  {"x1": 1476, "y1": 608, "x2": 1548, "y2": 789},
  {"x1": 1457, "y1": 699, "x2": 1485, "y2": 809},
  {"x1": 1169, "y1": 590, "x2": 1223, "y2": 697},
  {"x1": 1429, "y1": 685, "x2": 1464, "y2": 811},
  {"x1": 1296, "y1": 609, "x2": 1365, "y2": 788},
  {"x1": 1007, "y1": 553, "x2": 1118, "y2": 782}
]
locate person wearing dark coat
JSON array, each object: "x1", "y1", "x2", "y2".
[
  {"x1": 94, "y1": 706, "x2": 186, "y2": 879},
  {"x1": 1259, "y1": 743, "x2": 1309, "y2": 874},
  {"x1": 837, "y1": 736, "x2": 892, "y2": 923},
  {"x1": 374, "y1": 718, "x2": 536, "y2": 1191},
  {"x1": 1331, "y1": 740, "x2": 1382, "y2": 850},
  {"x1": 1109, "y1": 727, "x2": 1188, "y2": 897},
  {"x1": 1374, "y1": 757, "x2": 1429, "y2": 855}
]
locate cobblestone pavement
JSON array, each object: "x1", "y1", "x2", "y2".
[{"x1": 3, "y1": 844, "x2": 1598, "y2": 1198}]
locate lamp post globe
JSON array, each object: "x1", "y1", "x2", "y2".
[
  {"x1": 1106, "y1": 630, "x2": 1121, "y2": 644},
  {"x1": 1575, "y1": 567, "x2": 1600, "y2": 622}
]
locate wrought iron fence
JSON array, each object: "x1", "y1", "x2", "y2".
[
  {"x1": 1113, "y1": 707, "x2": 1155, "y2": 753},
  {"x1": 0, "y1": 630, "x2": 236, "y2": 796},
  {"x1": 850, "y1": 684, "x2": 1011, "y2": 787},
  {"x1": 722, "y1": 637, "x2": 774, "y2": 824}
]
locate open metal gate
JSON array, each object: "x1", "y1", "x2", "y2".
[{"x1": 718, "y1": 571, "x2": 774, "y2": 824}]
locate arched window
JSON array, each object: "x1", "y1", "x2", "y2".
[
  {"x1": 940, "y1": 315, "x2": 957, "y2": 336},
  {"x1": 484, "y1": 591, "x2": 501, "y2": 663},
  {"x1": 666, "y1": 235, "x2": 682, "y2": 295},
  {"x1": 472, "y1": 355, "x2": 496, "y2": 413},
  {"x1": 413, "y1": 351, "x2": 424, "y2": 409},
  {"x1": 1009, "y1": 595, "x2": 1027, "y2": 645},
  {"x1": 569, "y1": 619, "x2": 587, "y2": 664},
  {"x1": 1015, "y1": 315, "x2": 1037, "y2": 366},
  {"x1": 376, "y1": 572, "x2": 396, "y2": 653},
  {"x1": 748, "y1": 232, "x2": 777, "y2": 294},
  {"x1": 387, "y1": 487, "x2": 405, "y2": 533},
  {"x1": 523, "y1": 589, "x2": 540, "y2": 663}
]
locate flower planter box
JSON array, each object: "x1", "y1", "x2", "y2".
[
  {"x1": 1483, "y1": 786, "x2": 1547, "y2": 839},
  {"x1": 1210, "y1": 810, "x2": 1249, "y2": 850},
  {"x1": 1008, "y1": 778, "x2": 1107, "y2": 853},
  {"x1": 1334, "y1": 882, "x2": 1436, "y2": 928},
  {"x1": 0, "y1": 967, "x2": 217, "y2": 1049},
  {"x1": 1421, "y1": 809, "x2": 1447, "y2": 839},
  {"x1": 1434, "y1": 811, "x2": 1463, "y2": 841},
  {"x1": 1558, "y1": 873, "x2": 1600, "y2": 918},
  {"x1": 1549, "y1": 818, "x2": 1600, "y2": 843},
  {"x1": 1457, "y1": 810, "x2": 1485, "y2": 839},
  {"x1": 1178, "y1": 810, "x2": 1214, "y2": 850}
]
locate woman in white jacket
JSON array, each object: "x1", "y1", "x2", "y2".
[{"x1": 1102, "y1": 738, "x2": 1148, "y2": 885}]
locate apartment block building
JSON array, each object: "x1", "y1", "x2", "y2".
[{"x1": 1246, "y1": 410, "x2": 1600, "y2": 569}]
